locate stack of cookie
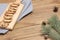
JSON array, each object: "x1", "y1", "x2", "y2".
[{"x1": 0, "y1": 0, "x2": 24, "y2": 30}]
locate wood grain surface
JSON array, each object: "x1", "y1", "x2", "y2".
[
  {"x1": 0, "y1": 0, "x2": 16, "y2": 3},
  {"x1": 0, "y1": 0, "x2": 60, "y2": 40}
]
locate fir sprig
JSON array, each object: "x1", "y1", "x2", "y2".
[
  {"x1": 48, "y1": 15, "x2": 60, "y2": 34},
  {"x1": 41, "y1": 14, "x2": 60, "y2": 40},
  {"x1": 48, "y1": 25, "x2": 60, "y2": 40}
]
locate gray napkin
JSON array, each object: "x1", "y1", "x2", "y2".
[{"x1": 0, "y1": 0, "x2": 33, "y2": 34}]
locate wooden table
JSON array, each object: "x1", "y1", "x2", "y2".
[{"x1": 0, "y1": 0, "x2": 60, "y2": 40}]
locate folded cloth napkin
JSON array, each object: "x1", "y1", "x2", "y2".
[
  {"x1": 18, "y1": 0, "x2": 33, "y2": 21},
  {"x1": 0, "y1": 0, "x2": 33, "y2": 34}
]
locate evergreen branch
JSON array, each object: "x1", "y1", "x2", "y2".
[
  {"x1": 41, "y1": 14, "x2": 60, "y2": 40},
  {"x1": 41, "y1": 25, "x2": 49, "y2": 35},
  {"x1": 42, "y1": 24, "x2": 60, "y2": 40},
  {"x1": 48, "y1": 26, "x2": 60, "y2": 40},
  {"x1": 48, "y1": 15, "x2": 58, "y2": 27},
  {"x1": 48, "y1": 15, "x2": 60, "y2": 34}
]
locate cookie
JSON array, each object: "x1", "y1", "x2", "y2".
[
  {"x1": 8, "y1": 9, "x2": 16, "y2": 14},
  {"x1": 3, "y1": 22, "x2": 9, "y2": 28},
  {"x1": 4, "y1": 15, "x2": 12, "y2": 20},
  {"x1": 10, "y1": 4, "x2": 19, "y2": 8},
  {"x1": 11, "y1": 2, "x2": 19, "y2": 6},
  {"x1": 9, "y1": 7, "x2": 17, "y2": 10},
  {"x1": 3, "y1": 19, "x2": 12, "y2": 23},
  {"x1": 8, "y1": 9, "x2": 16, "y2": 12},
  {"x1": 0, "y1": 22, "x2": 3, "y2": 28}
]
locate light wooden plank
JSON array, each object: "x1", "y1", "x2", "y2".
[{"x1": 0, "y1": 0, "x2": 60, "y2": 40}]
